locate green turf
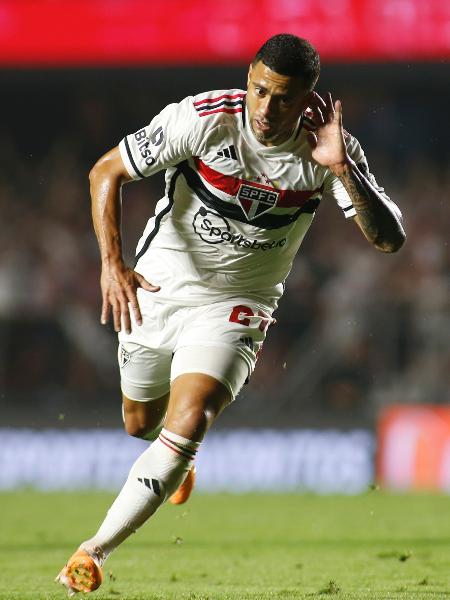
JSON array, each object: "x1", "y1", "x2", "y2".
[{"x1": 0, "y1": 491, "x2": 449, "y2": 599}]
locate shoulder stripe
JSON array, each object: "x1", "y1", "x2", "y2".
[
  {"x1": 124, "y1": 137, "x2": 144, "y2": 179},
  {"x1": 193, "y1": 92, "x2": 246, "y2": 107},
  {"x1": 198, "y1": 107, "x2": 244, "y2": 118},
  {"x1": 195, "y1": 99, "x2": 243, "y2": 113}
]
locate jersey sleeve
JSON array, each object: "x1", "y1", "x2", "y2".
[
  {"x1": 119, "y1": 96, "x2": 201, "y2": 179},
  {"x1": 323, "y1": 135, "x2": 391, "y2": 219}
]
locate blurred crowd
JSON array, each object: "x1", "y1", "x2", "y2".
[{"x1": 0, "y1": 66, "x2": 448, "y2": 428}]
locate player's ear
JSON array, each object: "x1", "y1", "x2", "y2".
[{"x1": 299, "y1": 90, "x2": 314, "y2": 111}]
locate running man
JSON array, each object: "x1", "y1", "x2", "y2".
[{"x1": 57, "y1": 33, "x2": 405, "y2": 595}]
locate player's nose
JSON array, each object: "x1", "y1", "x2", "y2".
[{"x1": 259, "y1": 96, "x2": 276, "y2": 119}]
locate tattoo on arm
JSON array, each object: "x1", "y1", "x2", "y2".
[
  {"x1": 340, "y1": 165, "x2": 379, "y2": 241},
  {"x1": 337, "y1": 161, "x2": 405, "y2": 252}
]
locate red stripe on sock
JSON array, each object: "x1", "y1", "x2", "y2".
[
  {"x1": 158, "y1": 436, "x2": 187, "y2": 457},
  {"x1": 160, "y1": 433, "x2": 197, "y2": 457},
  {"x1": 159, "y1": 435, "x2": 195, "y2": 460}
]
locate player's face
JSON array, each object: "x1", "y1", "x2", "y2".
[{"x1": 247, "y1": 61, "x2": 312, "y2": 147}]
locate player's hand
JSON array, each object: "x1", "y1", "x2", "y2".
[
  {"x1": 100, "y1": 262, "x2": 160, "y2": 334},
  {"x1": 306, "y1": 91, "x2": 349, "y2": 176}
]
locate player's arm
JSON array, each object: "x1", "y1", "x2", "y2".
[
  {"x1": 335, "y1": 161, "x2": 404, "y2": 253},
  {"x1": 89, "y1": 146, "x2": 160, "y2": 334},
  {"x1": 309, "y1": 92, "x2": 406, "y2": 253}
]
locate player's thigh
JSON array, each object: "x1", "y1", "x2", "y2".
[
  {"x1": 166, "y1": 296, "x2": 270, "y2": 440},
  {"x1": 173, "y1": 298, "x2": 272, "y2": 397},
  {"x1": 117, "y1": 292, "x2": 179, "y2": 404},
  {"x1": 118, "y1": 341, "x2": 172, "y2": 434},
  {"x1": 171, "y1": 343, "x2": 250, "y2": 403}
]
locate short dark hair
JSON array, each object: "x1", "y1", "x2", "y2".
[{"x1": 253, "y1": 34, "x2": 320, "y2": 91}]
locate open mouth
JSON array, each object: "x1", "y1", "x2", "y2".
[
  {"x1": 253, "y1": 119, "x2": 275, "y2": 138},
  {"x1": 255, "y1": 119, "x2": 273, "y2": 133}
]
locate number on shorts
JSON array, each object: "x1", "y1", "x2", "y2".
[
  {"x1": 229, "y1": 305, "x2": 254, "y2": 327},
  {"x1": 229, "y1": 305, "x2": 270, "y2": 332}
]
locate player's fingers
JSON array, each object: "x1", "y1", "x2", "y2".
[
  {"x1": 121, "y1": 302, "x2": 132, "y2": 335},
  {"x1": 125, "y1": 291, "x2": 143, "y2": 327},
  {"x1": 137, "y1": 274, "x2": 161, "y2": 292},
  {"x1": 312, "y1": 105, "x2": 324, "y2": 125},
  {"x1": 326, "y1": 92, "x2": 335, "y2": 120},
  {"x1": 311, "y1": 90, "x2": 327, "y2": 109},
  {"x1": 114, "y1": 291, "x2": 134, "y2": 334},
  {"x1": 334, "y1": 99, "x2": 343, "y2": 125},
  {"x1": 101, "y1": 298, "x2": 110, "y2": 325},
  {"x1": 112, "y1": 300, "x2": 122, "y2": 332}
]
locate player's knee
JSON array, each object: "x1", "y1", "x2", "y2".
[
  {"x1": 184, "y1": 405, "x2": 210, "y2": 437},
  {"x1": 122, "y1": 394, "x2": 168, "y2": 439},
  {"x1": 167, "y1": 374, "x2": 232, "y2": 439},
  {"x1": 123, "y1": 410, "x2": 161, "y2": 439},
  {"x1": 168, "y1": 402, "x2": 223, "y2": 440},
  {"x1": 124, "y1": 416, "x2": 149, "y2": 439}
]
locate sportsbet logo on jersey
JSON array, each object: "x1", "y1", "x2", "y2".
[{"x1": 193, "y1": 207, "x2": 286, "y2": 249}]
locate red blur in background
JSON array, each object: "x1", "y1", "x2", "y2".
[
  {"x1": 0, "y1": 0, "x2": 449, "y2": 66},
  {"x1": 378, "y1": 406, "x2": 450, "y2": 492}
]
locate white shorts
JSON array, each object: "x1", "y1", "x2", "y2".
[{"x1": 118, "y1": 292, "x2": 273, "y2": 402}]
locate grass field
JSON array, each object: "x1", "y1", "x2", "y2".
[{"x1": 1, "y1": 491, "x2": 449, "y2": 599}]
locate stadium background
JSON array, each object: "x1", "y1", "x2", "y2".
[{"x1": 0, "y1": 0, "x2": 448, "y2": 493}]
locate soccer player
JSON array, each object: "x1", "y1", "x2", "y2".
[{"x1": 56, "y1": 34, "x2": 405, "y2": 594}]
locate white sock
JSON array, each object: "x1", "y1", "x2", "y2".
[{"x1": 82, "y1": 428, "x2": 199, "y2": 560}]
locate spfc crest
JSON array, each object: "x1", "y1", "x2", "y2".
[
  {"x1": 119, "y1": 344, "x2": 131, "y2": 368},
  {"x1": 237, "y1": 183, "x2": 279, "y2": 220}
]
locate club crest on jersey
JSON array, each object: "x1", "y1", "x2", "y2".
[{"x1": 237, "y1": 183, "x2": 279, "y2": 220}]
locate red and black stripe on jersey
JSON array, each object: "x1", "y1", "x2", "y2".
[
  {"x1": 194, "y1": 158, "x2": 323, "y2": 209},
  {"x1": 194, "y1": 93, "x2": 245, "y2": 117},
  {"x1": 178, "y1": 160, "x2": 321, "y2": 230}
]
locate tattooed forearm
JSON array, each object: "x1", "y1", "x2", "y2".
[
  {"x1": 335, "y1": 160, "x2": 406, "y2": 252},
  {"x1": 340, "y1": 165, "x2": 379, "y2": 241}
]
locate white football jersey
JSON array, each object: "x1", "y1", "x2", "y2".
[{"x1": 119, "y1": 88, "x2": 389, "y2": 310}]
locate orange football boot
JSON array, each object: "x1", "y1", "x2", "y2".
[
  {"x1": 169, "y1": 465, "x2": 196, "y2": 505},
  {"x1": 55, "y1": 548, "x2": 103, "y2": 596}
]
